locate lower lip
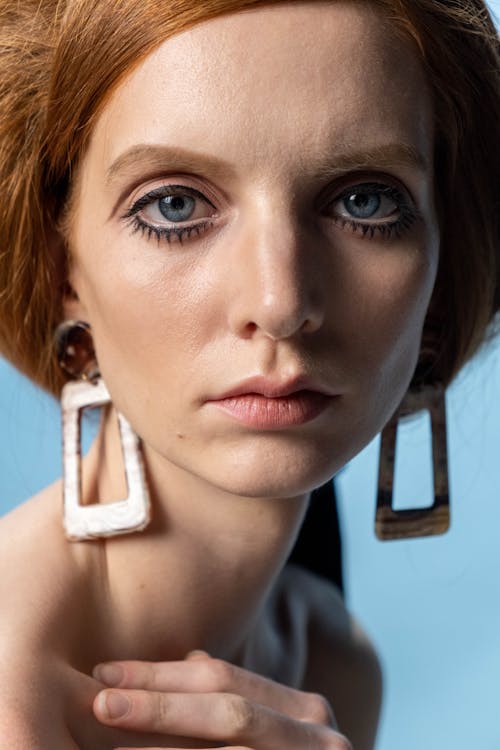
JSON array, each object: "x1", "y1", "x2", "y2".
[{"x1": 207, "y1": 390, "x2": 333, "y2": 429}]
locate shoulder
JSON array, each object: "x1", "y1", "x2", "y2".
[
  {"x1": 0, "y1": 645, "x2": 111, "y2": 749},
  {"x1": 0, "y1": 483, "x2": 60, "y2": 619},
  {"x1": 1, "y1": 481, "x2": 66, "y2": 597},
  {"x1": 0, "y1": 486, "x2": 82, "y2": 740},
  {"x1": 280, "y1": 564, "x2": 382, "y2": 750},
  {"x1": 0, "y1": 648, "x2": 81, "y2": 749},
  {"x1": 0, "y1": 703, "x2": 79, "y2": 749},
  {"x1": 0, "y1": 482, "x2": 96, "y2": 652},
  {"x1": 0, "y1": 479, "x2": 62, "y2": 556}
]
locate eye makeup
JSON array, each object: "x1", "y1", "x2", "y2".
[
  {"x1": 121, "y1": 184, "x2": 217, "y2": 244},
  {"x1": 324, "y1": 181, "x2": 419, "y2": 240},
  {"x1": 120, "y1": 175, "x2": 419, "y2": 246}
]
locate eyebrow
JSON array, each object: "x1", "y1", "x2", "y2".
[
  {"x1": 105, "y1": 142, "x2": 428, "y2": 187},
  {"x1": 315, "y1": 143, "x2": 428, "y2": 178},
  {"x1": 105, "y1": 145, "x2": 238, "y2": 185}
]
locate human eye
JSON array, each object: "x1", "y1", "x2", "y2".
[
  {"x1": 121, "y1": 184, "x2": 218, "y2": 244},
  {"x1": 325, "y1": 181, "x2": 418, "y2": 239}
]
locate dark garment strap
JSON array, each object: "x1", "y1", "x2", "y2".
[{"x1": 286, "y1": 480, "x2": 344, "y2": 595}]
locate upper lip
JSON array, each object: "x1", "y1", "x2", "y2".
[{"x1": 211, "y1": 375, "x2": 337, "y2": 400}]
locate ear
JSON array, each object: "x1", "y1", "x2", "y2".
[
  {"x1": 61, "y1": 277, "x2": 88, "y2": 322},
  {"x1": 50, "y1": 219, "x2": 89, "y2": 324},
  {"x1": 47, "y1": 186, "x2": 91, "y2": 325}
]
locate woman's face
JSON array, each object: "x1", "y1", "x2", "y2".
[{"x1": 67, "y1": 1, "x2": 439, "y2": 497}]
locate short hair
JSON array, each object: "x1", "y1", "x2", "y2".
[{"x1": 0, "y1": 0, "x2": 498, "y2": 395}]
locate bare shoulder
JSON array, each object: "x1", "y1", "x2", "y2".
[
  {"x1": 0, "y1": 665, "x2": 80, "y2": 750},
  {"x1": 277, "y1": 564, "x2": 382, "y2": 750},
  {"x1": 0, "y1": 479, "x2": 91, "y2": 582},
  {"x1": 0, "y1": 491, "x2": 108, "y2": 747},
  {"x1": 0, "y1": 482, "x2": 62, "y2": 624},
  {"x1": 0, "y1": 644, "x2": 144, "y2": 750},
  {"x1": 0, "y1": 479, "x2": 63, "y2": 560},
  {"x1": 0, "y1": 482, "x2": 87, "y2": 637},
  {"x1": 0, "y1": 479, "x2": 106, "y2": 661},
  {"x1": 0, "y1": 483, "x2": 94, "y2": 701}
]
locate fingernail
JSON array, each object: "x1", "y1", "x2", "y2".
[
  {"x1": 186, "y1": 649, "x2": 210, "y2": 660},
  {"x1": 98, "y1": 690, "x2": 130, "y2": 720},
  {"x1": 93, "y1": 663, "x2": 124, "y2": 686}
]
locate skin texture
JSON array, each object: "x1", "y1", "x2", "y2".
[
  {"x1": 0, "y1": 2, "x2": 438, "y2": 748},
  {"x1": 68, "y1": 2, "x2": 438, "y2": 499}
]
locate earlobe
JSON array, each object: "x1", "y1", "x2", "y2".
[{"x1": 61, "y1": 277, "x2": 88, "y2": 321}]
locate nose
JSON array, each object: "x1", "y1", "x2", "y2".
[{"x1": 227, "y1": 210, "x2": 325, "y2": 341}]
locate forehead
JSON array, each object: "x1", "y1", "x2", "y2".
[{"x1": 86, "y1": 1, "x2": 432, "y2": 184}]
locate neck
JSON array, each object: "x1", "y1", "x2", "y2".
[{"x1": 77, "y1": 408, "x2": 309, "y2": 668}]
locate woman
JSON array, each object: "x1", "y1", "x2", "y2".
[{"x1": 0, "y1": 1, "x2": 498, "y2": 748}]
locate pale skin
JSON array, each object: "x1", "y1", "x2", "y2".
[{"x1": 0, "y1": 2, "x2": 440, "y2": 748}]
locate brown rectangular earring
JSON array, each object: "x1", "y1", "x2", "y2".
[{"x1": 375, "y1": 384, "x2": 450, "y2": 541}]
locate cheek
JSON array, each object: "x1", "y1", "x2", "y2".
[
  {"x1": 338, "y1": 237, "x2": 438, "y2": 410},
  {"x1": 70, "y1": 231, "x2": 222, "y2": 408}
]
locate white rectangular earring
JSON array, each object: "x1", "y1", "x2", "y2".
[{"x1": 62, "y1": 378, "x2": 151, "y2": 541}]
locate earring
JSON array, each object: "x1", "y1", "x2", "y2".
[
  {"x1": 55, "y1": 321, "x2": 151, "y2": 541},
  {"x1": 376, "y1": 384, "x2": 450, "y2": 541}
]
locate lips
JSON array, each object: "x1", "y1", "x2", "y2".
[
  {"x1": 206, "y1": 376, "x2": 336, "y2": 429},
  {"x1": 214, "y1": 375, "x2": 336, "y2": 400}
]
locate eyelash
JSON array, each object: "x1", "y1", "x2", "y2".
[
  {"x1": 121, "y1": 185, "x2": 216, "y2": 245},
  {"x1": 121, "y1": 181, "x2": 417, "y2": 246},
  {"x1": 327, "y1": 182, "x2": 418, "y2": 239},
  {"x1": 127, "y1": 218, "x2": 212, "y2": 245}
]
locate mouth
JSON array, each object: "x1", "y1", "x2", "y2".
[{"x1": 206, "y1": 376, "x2": 337, "y2": 429}]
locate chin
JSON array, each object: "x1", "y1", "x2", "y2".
[
  {"x1": 197, "y1": 442, "x2": 347, "y2": 499},
  {"x1": 143, "y1": 419, "x2": 371, "y2": 499}
]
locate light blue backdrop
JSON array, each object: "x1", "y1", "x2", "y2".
[{"x1": 1, "y1": 4, "x2": 499, "y2": 749}]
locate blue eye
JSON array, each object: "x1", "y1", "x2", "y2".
[
  {"x1": 337, "y1": 186, "x2": 399, "y2": 222},
  {"x1": 122, "y1": 184, "x2": 217, "y2": 244},
  {"x1": 343, "y1": 192, "x2": 382, "y2": 219},
  {"x1": 328, "y1": 182, "x2": 416, "y2": 239},
  {"x1": 158, "y1": 195, "x2": 196, "y2": 222}
]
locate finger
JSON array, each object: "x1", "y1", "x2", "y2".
[
  {"x1": 95, "y1": 689, "x2": 349, "y2": 750},
  {"x1": 93, "y1": 657, "x2": 334, "y2": 725},
  {"x1": 185, "y1": 650, "x2": 211, "y2": 661}
]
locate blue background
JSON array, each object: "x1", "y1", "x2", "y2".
[{"x1": 1, "y1": 4, "x2": 499, "y2": 747}]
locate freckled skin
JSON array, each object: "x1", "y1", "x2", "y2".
[{"x1": 1, "y1": 3, "x2": 438, "y2": 748}]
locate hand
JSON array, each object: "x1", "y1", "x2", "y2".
[{"x1": 92, "y1": 651, "x2": 352, "y2": 749}]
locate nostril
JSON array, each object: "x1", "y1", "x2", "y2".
[
  {"x1": 246, "y1": 322, "x2": 257, "y2": 333},
  {"x1": 301, "y1": 309, "x2": 324, "y2": 334}
]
